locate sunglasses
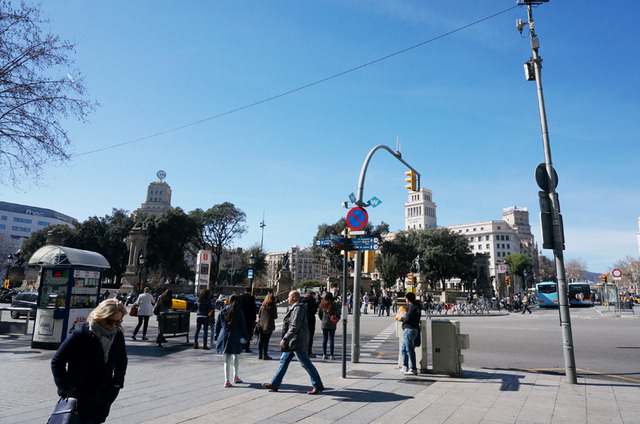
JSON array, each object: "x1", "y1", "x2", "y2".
[{"x1": 104, "y1": 319, "x2": 123, "y2": 326}]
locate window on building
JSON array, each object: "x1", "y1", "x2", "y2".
[
  {"x1": 1, "y1": 216, "x2": 6, "y2": 220},
  {"x1": 0, "y1": 224, "x2": 4, "y2": 229},
  {"x1": 38, "y1": 221, "x2": 50, "y2": 226},
  {"x1": 507, "y1": 244, "x2": 510, "y2": 249},
  {"x1": 486, "y1": 244, "x2": 490, "y2": 249},
  {"x1": 486, "y1": 236, "x2": 490, "y2": 241},
  {"x1": 13, "y1": 217, "x2": 32, "y2": 224},
  {"x1": 12, "y1": 226, "x2": 30, "y2": 232},
  {"x1": 478, "y1": 245, "x2": 482, "y2": 250},
  {"x1": 506, "y1": 235, "x2": 510, "y2": 240}
]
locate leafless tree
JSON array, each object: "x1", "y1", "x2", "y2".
[
  {"x1": 565, "y1": 258, "x2": 587, "y2": 282},
  {"x1": 537, "y1": 255, "x2": 556, "y2": 282},
  {"x1": 0, "y1": 2, "x2": 96, "y2": 188}
]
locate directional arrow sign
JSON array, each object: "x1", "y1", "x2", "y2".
[
  {"x1": 315, "y1": 238, "x2": 345, "y2": 247},
  {"x1": 350, "y1": 237, "x2": 380, "y2": 251}
]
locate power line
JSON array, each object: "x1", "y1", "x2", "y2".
[{"x1": 73, "y1": 6, "x2": 518, "y2": 158}]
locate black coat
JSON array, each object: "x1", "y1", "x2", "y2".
[{"x1": 51, "y1": 322, "x2": 127, "y2": 423}]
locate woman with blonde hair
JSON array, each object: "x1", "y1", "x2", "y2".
[
  {"x1": 51, "y1": 298, "x2": 128, "y2": 423},
  {"x1": 257, "y1": 291, "x2": 278, "y2": 360}
]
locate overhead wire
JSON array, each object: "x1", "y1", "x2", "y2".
[{"x1": 73, "y1": 5, "x2": 518, "y2": 158}]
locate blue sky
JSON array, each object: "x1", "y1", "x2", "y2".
[{"x1": 4, "y1": 1, "x2": 639, "y2": 274}]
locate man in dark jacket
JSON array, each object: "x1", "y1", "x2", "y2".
[
  {"x1": 262, "y1": 290, "x2": 324, "y2": 394},
  {"x1": 301, "y1": 291, "x2": 318, "y2": 358},
  {"x1": 238, "y1": 286, "x2": 257, "y2": 352},
  {"x1": 400, "y1": 292, "x2": 421, "y2": 376}
]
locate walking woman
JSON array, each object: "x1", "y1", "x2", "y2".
[
  {"x1": 194, "y1": 288, "x2": 215, "y2": 349},
  {"x1": 51, "y1": 299, "x2": 128, "y2": 423},
  {"x1": 318, "y1": 292, "x2": 341, "y2": 360},
  {"x1": 257, "y1": 292, "x2": 278, "y2": 360},
  {"x1": 214, "y1": 294, "x2": 249, "y2": 387},
  {"x1": 132, "y1": 287, "x2": 155, "y2": 341},
  {"x1": 155, "y1": 289, "x2": 173, "y2": 344}
]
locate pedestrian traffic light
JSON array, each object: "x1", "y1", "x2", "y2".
[
  {"x1": 404, "y1": 170, "x2": 417, "y2": 191},
  {"x1": 363, "y1": 250, "x2": 376, "y2": 273},
  {"x1": 505, "y1": 276, "x2": 511, "y2": 287}
]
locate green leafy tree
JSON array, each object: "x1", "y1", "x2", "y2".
[
  {"x1": 377, "y1": 231, "x2": 416, "y2": 287},
  {"x1": 0, "y1": 2, "x2": 96, "y2": 188},
  {"x1": 190, "y1": 202, "x2": 247, "y2": 289},
  {"x1": 17, "y1": 224, "x2": 74, "y2": 266},
  {"x1": 138, "y1": 207, "x2": 199, "y2": 283},
  {"x1": 409, "y1": 228, "x2": 474, "y2": 290},
  {"x1": 504, "y1": 253, "x2": 533, "y2": 278}
]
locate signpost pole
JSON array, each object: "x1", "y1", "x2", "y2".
[{"x1": 342, "y1": 229, "x2": 349, "y2": 378}]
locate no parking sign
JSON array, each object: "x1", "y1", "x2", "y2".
[{"x1": 346, "y1": 207, "x2": 368, "y2": 231}]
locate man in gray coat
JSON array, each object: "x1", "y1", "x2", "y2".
[{"x1": 262, "y1": 290, "x2": 324, "y2": 394}]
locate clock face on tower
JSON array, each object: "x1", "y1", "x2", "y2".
[{"x1": 156, "y1": 170, "x2": 166, "y2": 181}]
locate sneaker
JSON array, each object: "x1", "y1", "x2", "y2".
[
  {"x1": 131, "y1": 335, "x2": 137, "y2": 341},
  {"x1": 330, "y1": 356, "x2": 335, "y2": 360},
  {"x1": 411, "y1": 369, "x2": 418, "y2": 375},
  {"x1": 224, "y1": 381, "x2": 232, "y2": 388},
  {"x1": 233, "y1": 376, "x2": 243, "y2": 384},
  {"x1": 401, "y1": 366, "x2": 408, "y2": 374},
  {"x1": 141, "y1": 336, "x2": 148, "y2": 340},
  {"x1": 322, "y1": 355, "x2": 328, "y2": 360},
  {"x1": 308, "y1": 353, "x2": 317, "y2": 358}
]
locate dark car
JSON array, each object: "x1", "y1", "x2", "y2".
[
  {"x1": 173, "y1": 294, "x2": 197, "y2": 312},
  {"x1": 10, "y1": 291, "x2": 38, "y2": 319}
]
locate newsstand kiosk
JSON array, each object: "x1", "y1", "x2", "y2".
[{"x1": 28, "y1": 245, "x2": 110, "y2": 350}]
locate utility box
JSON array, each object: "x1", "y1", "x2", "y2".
[
  {"x1": 431, "y1": 319, "x2": 469, "y2": 377},
  {"x1": 395, "y1": 318, "x2": 428, "y2": 373}
]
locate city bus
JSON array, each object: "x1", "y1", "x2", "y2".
[
  {"x1": 568, "y1": 282, "x2": 594, "y2": 306},
  {"x1": 535, "y1": 282, "x2": 558, "y2": 307}
]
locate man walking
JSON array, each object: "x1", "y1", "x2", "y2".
[
  {"x1": 522, "y1": 294, "x2": 532, "y2": 314},
  {"x1": 301, "y1": 291, "x2": 318, "y2": 358},
  {"x1": 262, "y1": 290, "x2": 324, "y2": 394},
  {"x1": 238, "y1": 286, "x2": 257, "y2": 352}
]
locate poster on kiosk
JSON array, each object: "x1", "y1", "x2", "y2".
[{"x1": 28, "y1": 245, "x2": 110, "y2": 350}]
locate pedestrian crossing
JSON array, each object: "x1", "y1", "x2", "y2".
[{"x1": 359, "y1": 321, "x2": 397, "y2": 357}]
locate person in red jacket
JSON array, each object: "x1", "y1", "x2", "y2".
[{"x1": 51, "y1": 298, "x2": 128, "y2": 423}]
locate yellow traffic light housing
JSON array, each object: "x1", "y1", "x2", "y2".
[
  {"x1": 505, "y1": 276, "x2": 511, "y2": 287},
  {"x1": 404, "y1": 170, "x2": 417, "y2": 191},
  {"x1": 407, "y1": 273, "x2": 414, "y2": 286},
  {"x1": 601, "y1": 273, "x2": 608, "y2": 284},
  {"x1": 363, "y1": 250, "x2": 376, "y2": 273}
]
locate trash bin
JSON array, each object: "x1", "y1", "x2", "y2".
[
  {"x1": 431, "y1": 319, "x2": 469, "y2": 377},
  {"x1": 396, "y1": 318, "x2": 428, "y2": 374},
  {"x1": 157, "y1": 310, "x2": 190, "y2": 346}
]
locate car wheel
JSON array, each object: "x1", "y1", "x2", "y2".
[{"x1": 10, "y1": 310, "x2": 19, "y2": 319}]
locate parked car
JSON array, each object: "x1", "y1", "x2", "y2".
[{"x1": 10, "y1": 291, "x2": 38, "y2": 319}]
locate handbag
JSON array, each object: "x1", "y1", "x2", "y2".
[
  {"x1": 253, "y1": 323, "x2": 262, "y2": 336},
  {"x1": 330, "y1": 314, "x2": 340, "y2": 325},
  {"x1": 208, "y1": 308, "x2": 215, "y2": 324},
  {"x1": 414, "y1": 324, "x2": 422, "y2": 348},
  {"x1": 130, "y1": 305, "x2": 138, "y2": 317},
  {"x1": 47, "y1": 396, "x2": 80, "y2": 424}
]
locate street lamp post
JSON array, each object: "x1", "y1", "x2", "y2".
[
  {"x1": 3, "y1": 254, "x2": 14, "y2": 288},
  {"x1": 137, "y1": 253, "x2": 145, "y2": 293},
  {"x1": 249, "y1": 254, "x2": 255, "y2": 295}
]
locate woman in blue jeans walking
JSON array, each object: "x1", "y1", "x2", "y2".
[
  {"x1": 194, "y1": 288, "x2": 215, "y2": 350},
  {"x1": 400, "y1": 292, "x2": 421, "y2": 375},
  {"x1": 318, "y1": 292, "x2": 340, "y2": 360}
]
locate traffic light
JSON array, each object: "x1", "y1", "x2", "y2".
[
  {"x1": 601, "y1": 273, "x2": 608, "y2": 284},
  {"x1": 505, "y1": 276, "x2": 511, "y2": 287},
  {"x1": 404, "y1": 170, "x2": 417, "y2": 191},
  {"x1": 407, "y1": 273, "x2": 414, "y2": 286},
  {"x1": 363, "y1": 250, "x2": 376, "y2": 273}
]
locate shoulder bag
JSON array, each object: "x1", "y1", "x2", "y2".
[
  {"x1": 129, "y1": 305, "x2": 138, "y2": 317},
  {"x1": 47, "y1": 396, "x2": 80, "y2": 424}
]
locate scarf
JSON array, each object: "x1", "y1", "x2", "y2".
[{"x1": 90, "y1": 322, "x2": 118, "y2": 363}]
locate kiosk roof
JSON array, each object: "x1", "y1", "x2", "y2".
[{"x1": 28, "y1": 245, "x2": 110, "y2": 269}]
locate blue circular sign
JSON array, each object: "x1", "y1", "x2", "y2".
[{"x1": 346, "y1": 207, "x2": 368, "y2": 231}]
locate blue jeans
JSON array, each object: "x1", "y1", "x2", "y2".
[
  {"x1": 270, "y1": 351, "x2": 323, "y2": 389},
  {"x1": 322, "y1": 328, "x2": 335, "y2": 356},
  {"x1": 194, "y1": 316, "x2": 209, "y2": 344},
  {"x1": 401, "y1": 328, "x2": 419, "y2": 370}
]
